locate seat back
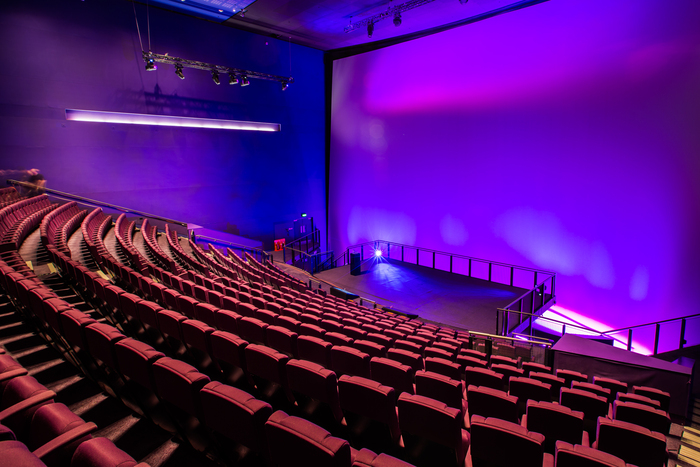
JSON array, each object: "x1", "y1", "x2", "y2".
[
  {"x1": 632, "y1": 386, "x2": 670, "y2": 413},
  {"x1": 331, "y1": 346, "x2": 371, "y2": 378},
  {"x1": 464, "y1": 367, "x2": 504, "y2": 392},
  {"x1": 370, "y1": 357, "x2": 414, "y2": 396},
  {"x1": 613, "y1": 400, "x2": 671, "y2": 435},
  {"x1": 466, "y1": 385, "x2": 518, "y2": 424},
  {"x1": 200, "y1": 381, "x2": 272, "y2": 454},
  {"x1": 338, "y1": 375, "x2": 399, "y2": 443},
  {"x1": 297, "y1": 336, "x2": 333, "y2": 368},
  {"x1": 415, "y1": 371, "x2": 464, "y2": 415},
  {"x1": 555, "y1": 441, "x2": 628, "y2": 467},
  {"x1": 264, "y1": 410, "x2": 351, "y2": 467},
  {"x1": 596, "y1": 418, "x2": 667, "y2": 467},
  {"x1": 469, "y1": 414, "x2": 545, "y2": 467},
  {"x1": 525, "y1": 400, "x2": 585, "y2": 454},
  {"x1": 151, "y1": 357, "x2": 210, "y2": 417}
]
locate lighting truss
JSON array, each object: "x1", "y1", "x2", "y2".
[
  {"x1": 142, "y1": 51, "x2": 293, "y2": 89},
  {"x1": 344, "y1": 0, "x2": 436, "y2": 33}
]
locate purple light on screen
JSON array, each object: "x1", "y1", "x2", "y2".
[{"x1": 65, "y1": 109, "x2": 281, "y2": 132}]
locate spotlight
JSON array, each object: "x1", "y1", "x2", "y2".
[
  {"x1": 175, "y1": 65, "x2": 184, "y2": 79},
  {"x1": 367, "y1": 21, "x2": 374, "y2": 38},
  {"x1": 374, "y1": 249, "x2": 382, "y2": 258},
  {"x1": 393, "y1": 12, "x2": 402, "y2": 27},
  {"x1": 145, "y1": 56, "x2": 157, "y2": 71},
  {"x1": 281, "y1": 82, "x2": 289, "y2": 91},
  {"x1": 229, "y1": 74, "x2": 239, "y2": 85},
  {"x1": 212, "y1": 70, "x2": 220, "y2": 85},
  {"x1": 241, "y1": 76, "x2": 250, "y2": 86}
]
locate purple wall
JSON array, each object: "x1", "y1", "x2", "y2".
[
  {"x1": 329, "y1": 0, "x2": 700, "y2": 330},
  {"x1": 0, "y1": 0, "x2": 325, "y2": 247}
]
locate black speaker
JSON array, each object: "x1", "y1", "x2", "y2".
[
  {"x1": 330, "y1": 287, "x2": 359, "y2": 301},
  {"x1": 350, "y1": 252, "x2": 361, "y2": 276}
]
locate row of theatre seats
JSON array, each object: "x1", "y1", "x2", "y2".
[
  {"x1": 0, "y1": 196, "x2": 678, "y2": 466},
  {"x1": 0, "y1": 347, "x2": 147, "y2": 467}
]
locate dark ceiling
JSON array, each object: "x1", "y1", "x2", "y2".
[{"x1": 146, "y1": 0, "x2": 546, "y2": 52}]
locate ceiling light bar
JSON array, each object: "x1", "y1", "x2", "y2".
[
  {"x1": 142, "y1": 51, "x2": 293, "y2": 89},
  {"x1": 66, "y1": 109, "x2": 281, "y2": 132},
  {"x1": 345, "y1": 0, "x2": 436, "y2": 33}
]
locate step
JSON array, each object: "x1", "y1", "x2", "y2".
[
  {"x1": 683, "y1": 431, "x2": 700, "y2": 449},
  {"x1": 679, "y1": 445, "x2": 700, "y2": 467}
]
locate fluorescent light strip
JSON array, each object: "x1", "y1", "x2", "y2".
[{"x1": 65, "y1": 109, "x2": 280, "y2": 132}]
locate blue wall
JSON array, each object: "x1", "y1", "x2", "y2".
[{"x1": 0, "y1": 0, "x2": 326, "y2": 247}]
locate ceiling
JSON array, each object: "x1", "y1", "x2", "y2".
[{"x1": 146, "y1": 0, "x2": 546, "y2": 52}]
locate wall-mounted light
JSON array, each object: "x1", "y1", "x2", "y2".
[{"x1": 66, "y1": 109, "x2": 281, "y2": 132}]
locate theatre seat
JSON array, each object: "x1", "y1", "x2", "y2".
[
  {"x1": 594, "y1": 418, "x2": 667, "y2": 467},
  {"x1": 466, "y1": 385, "x2": 518, "y2": 426},
  {"x1": 592, "y1": 376, "x2": 627, "y2": 403},
  {"x1": 398, "y1": 393, "x2": 470, "y2": 467},
  {"x1": 71, "y1": 437, "x2": 151, "y2": 467},
  {"x1": 509, "y1": 377, "x2": 552, "y2": 416},
  {"x1": 464, "y1": 367, "x2": 503, "y2": 392},
  {"x1": 338, "y1": 375, "x2": 400, "y2": 447},
  {"x1": 556, "y1": 369, "x2": 588, "y2": 388},
  {"x1": 522, "y1": 400, "x2": 587, "y2": 454},
  {"x1": 560, "y1": 388, "x2": 609, "y2": 439},
  {"x1": 264, "y1": 410, "x2": 352, "y2": 467},
  {"x1": 352, "y1": 448, "x2": 415, "y2": 467},
  {"x1": 199, "y1": 381, "x2": 272, "y2": 459},
  {"x1": 370, "y1": 357, "x2": 415, "y2": 396},
  {"x1": 554, "y1": 441, "x2": 629, "y2": 467},
  {"x1": 386, "y1": 348, "x2": 423, "y2": 372},
  {"x1": 612, "y1": 400, "x2": 671, "y2": 435},
  {"x1": 468, "y1": 414, "x2": 552, "y2": 467},
  {"x1": 632, "y1": 386, "x2": 670, "y2": 413},
  {"x1": 331, "y1": 346, "x2": 371, "y2": 378}
]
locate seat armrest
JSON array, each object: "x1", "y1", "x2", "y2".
[
  {"x1": 0, "y1": 368, "x2": 29, "y2": 383},
  {"x1": 33, "y1": 422, "x2": 98, "y2": 459},
  {"x1": 581, "y1": 430, "x2": 590, "y2": 447},
  {"x1": 0, "y1": 390, "x2": 55, "y2": 422}
]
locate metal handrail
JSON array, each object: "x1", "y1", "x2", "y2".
[
  {"x1": 496, "y1": 307, "x2": 699, "y2": 354},
  {"x1": 7, "y1": 179, "x2": 188, "y2": 227},
  {"x1": 604, "y1": 312, "x2": 700, "y2": 334},
  {"x1": 334, "y1": 239, "x2": 556, "y2": 275},
  {"x1": 197, "y1": 235, "x2": 271, "y2": 263},
  {"x1": 286, "y1": 228, "x2": 320, "y2": 249}
]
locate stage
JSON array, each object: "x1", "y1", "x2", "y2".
[{"x1": 314, "y1": 257, "x2": 527, "y2": 333}]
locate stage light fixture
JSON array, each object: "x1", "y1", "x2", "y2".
[
  {"x1": 145, "y1": 56, "x2": 157, "y2": 71},
  {"x1": 374, "y1": 249, "x2": 383, "y2": 258},
  {"x1": 141, "y1": 51, "x2": 291, "y2": 90},
  {"x1": 345, "y1": 0, "x2": 436, "y2": 35}
]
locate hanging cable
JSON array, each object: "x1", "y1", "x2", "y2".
[
  {"x1": 147, "y1": 0, "x2": 152, "y2": 51},
  {"x1": 132, "y1": 0, "x2": 144, "y2": 52}
]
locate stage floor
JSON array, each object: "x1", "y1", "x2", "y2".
[{"x1": 314, "y1": 257, "x2": 527, "y2": 333}]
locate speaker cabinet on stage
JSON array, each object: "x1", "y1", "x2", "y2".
[{"x1": 350, "y1": 252, "x2": 361, "y2": 276}]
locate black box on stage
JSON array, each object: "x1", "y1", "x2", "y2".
[
  {"x1": 330, "y1": 287, "x2": 359, "y2": 301},
  {"x1": 350, "y1": 252, "x2": 361, "y2": 276}
]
